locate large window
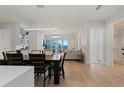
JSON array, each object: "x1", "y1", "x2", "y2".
[
  {"x1": 44, "y1": 40, "x2": 51, "y2": 50},
  {"x1": 58, "y1": 40, "x2": 63, "y2": 51},
  {"x1": 52, "y1": 40, "x2": 57, "y2": 53},
  {"x1": 44, "y1": 39, "x2": 68, "y2": 52},
  {"x1": 63, "y1": 40, "x2": 68, "y2": 49}
]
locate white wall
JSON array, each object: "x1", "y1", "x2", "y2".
[
  {"x1": 0, "y1": 24, "x2": 16, "y2": 59},
  {"x1": 36, "y1": 32, "x2": 45, "y2": 50},
  {"x1": 77, "y1": 25, "x2": 88, "y2": 63},
  {"x1": 0, "y1": 24, "x2": 38, "y2": 59},
  {"x1": 28, "y1": 31, "x2": 37, "y2": 51}
]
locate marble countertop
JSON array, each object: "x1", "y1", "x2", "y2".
[{"x1": 0, "y1": 66, "x2": 33, "y2": 86}]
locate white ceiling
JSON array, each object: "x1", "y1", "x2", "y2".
[{"x1": 0, "y1": 5, "x2": 123, "y2": 33}]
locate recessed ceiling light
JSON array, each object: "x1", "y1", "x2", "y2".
[{"x1": 60, "y1": 24, "x2": 63, "y2": 26}]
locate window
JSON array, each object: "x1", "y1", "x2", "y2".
[
  {"x1": 52, "y1": 40, "x2": 57, "y2": 53},
  {"x1": 63, "y1": 40, "x2": 68, "y2": 50},
  {"x1": 58, "y1": 40, "x2": 63, "y2": 51},
  {"x1": 44, "y1": 39, "x2": 68, "y2": 52},
  {"x1": 45, "y1": 40, "x2": 51, "y2": 50}
]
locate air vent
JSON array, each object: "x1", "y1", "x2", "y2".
[{"x1": 36, "y1": 5, "x2": 45, "y2": 8}]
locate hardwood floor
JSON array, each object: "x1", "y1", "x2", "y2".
[{"x1": 35, "y1": 61, "x2": 124, "y2": 87}]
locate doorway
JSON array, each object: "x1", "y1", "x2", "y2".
[{"x1": 113, "y1": 21, "x2": 124, "y2": 65}]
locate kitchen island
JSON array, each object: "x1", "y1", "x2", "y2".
[{"x1": 0, "y1": 66, "x2": 34, "y2": 87}]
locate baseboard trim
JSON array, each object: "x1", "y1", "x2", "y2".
[{"x1": 103, "y1": 62, "x2": 113, "y2": 67}]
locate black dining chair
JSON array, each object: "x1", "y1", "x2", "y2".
[
  {"x1": 2, "y1": 51, "x2": 16, "y2": 61},
  {"x1": 6, "y1": 53, "x2": 24, "y2": 65},
  {"x1": 29, "y1": 53, "x2": 49, "y2": 87},
  {"x1": 50, "y1": 52, "x2": 66, "y2": 79},
  {"x1": 2, "y1": 52, "x2": 7, "y2": 61},
  {"x1": 2, "y1": 52, "x2": 8, "y2": 65},
  {"x1": 59, "y1": 52, "x2": 66, "y2": 79}
]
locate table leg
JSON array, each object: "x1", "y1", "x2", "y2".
[{"x1": 54, "y1": 61, "x2": 60, "y2": 84}]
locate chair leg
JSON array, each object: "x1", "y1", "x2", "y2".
[
  {"x1": 48, "y1": 68, "x2": 51, "y2": 79},
  {"x1": 37, "y1": 73, "x2": 39, "y2": 77},
  {"x1": 43, "y1": 73, "x2": 45, "y2": 87},
  {"x1": 34, "y1": 73, "x2": 36, "y2": 79},
  {"x1": 62, "y1": 68, "x2": 65, "y2": 79}
]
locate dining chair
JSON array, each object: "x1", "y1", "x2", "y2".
[
  {"x1": 2, "y1": 51, "x2": 16, "y2": 60},
  {"x1": 2, "y1": 52, "x2": 7, "y2": 61},
  {"x1": 59, "y1": 52, "x2": 66, "y2": 79},
  {"x1": 29, "y1": 53, "x2": 49, "y2": 87},
  {"x1": 0, "y1": 59, "x2": 4, "y2": 65},
  {"x1": 50, "y1": 52, "x2": 66, "y2": 79},
  {"x1": 6, "y1": 51, "x2": 16, "y2": 53},
  {"x1": 6, "y1": 53, "x2": 24, "y2": 65},
  {"x1": 2, "y1": 52, "x2": 8, "y2": 65}
]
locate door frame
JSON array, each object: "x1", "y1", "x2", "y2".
[{"x1": 109, "y1": 17, "x2": 124, "y2": 66}]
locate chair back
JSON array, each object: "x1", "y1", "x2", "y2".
[
  {"x1": 2, "y1": 52, "x2": 7, "y2": 61},
  {"x1": 2, "y1": 51, "x2": 16, "y2": 61},
  {"x1": 29, "y1": 54, "x2": 45, "y2": 67},
  {"x1": 6, "y1": 53, "x2": 23, "y2": 65},
  {"x1": 60, "y1": 52, "x2": 66, "y2": 67}
]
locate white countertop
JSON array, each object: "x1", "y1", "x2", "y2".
[{"x1": 0, "y1": 66, "x2": 33, "y2": 87}]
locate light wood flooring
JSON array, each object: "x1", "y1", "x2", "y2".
[{"x1": 35, "y1": 61, "x2": 124, "y2": 87}]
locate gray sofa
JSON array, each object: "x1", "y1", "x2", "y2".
[{"x1": 65, "y1": 50, "x2": 80, "y2": 61}]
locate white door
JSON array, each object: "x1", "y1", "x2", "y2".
[
  {"x1": 89, "y1": 27, "x2": 104, "y2": 64},
  {"x1": 90, "y1": 28, "x2": 97, "y2": 63},
  {"x1": 0, "y1": 30, "x2": 3, "y2": 59}
]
